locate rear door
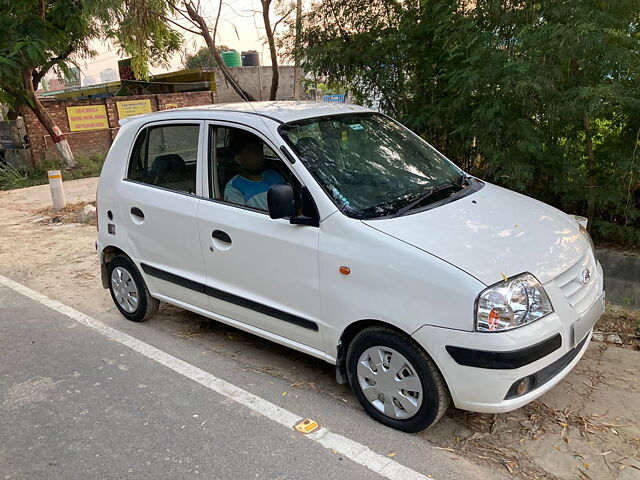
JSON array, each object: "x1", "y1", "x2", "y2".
[
  {"x1": 195, "y1": 122, "x2": 324, "y2": 351},
  {"x1": 118, "y1": 120, "x2": 209, "y2": 310}
]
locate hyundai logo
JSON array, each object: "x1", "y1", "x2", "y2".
[{"x1": 580, "y1": 268, "x2": 592, "y2": 285}]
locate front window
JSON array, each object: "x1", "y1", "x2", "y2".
[
  {"x1": 280, "y1": 113, "x2": 469, "y2": 219},
  {"x1": 208, "y1": 126, "x2": 302, "y2": 212}
]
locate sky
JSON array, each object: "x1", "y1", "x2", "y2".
[{"x1": 76, "y1": 0, "x2": 285, "y2": 85}]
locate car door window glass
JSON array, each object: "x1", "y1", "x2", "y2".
[
  {"x1": 128, "y1": 124, "x2": 199, "y2": 194},
  {"x1": 209, "y1": 126, "x2": 298, "y2": 211}
]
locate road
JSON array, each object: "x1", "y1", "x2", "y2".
[{"x1": 0, "y1": 279, "x2": 501, "y2": 480}]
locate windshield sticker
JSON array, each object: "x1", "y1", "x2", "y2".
[
  {"x1": 349, "y1": 124, "x2": 364, "y2": 130},
  {"x1": 331, "y1": 186, "x2": 350, "y2": 206}
]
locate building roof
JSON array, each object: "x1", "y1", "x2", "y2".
[
  {"x1": 176, "y1": 101, "x2": 374, "y2": 123},
  {"x1": 38, "y1": 68, "x2": 217, "y2": 100}
]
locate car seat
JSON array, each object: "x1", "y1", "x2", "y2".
[
  {"x1": 151, "y1": 154, "x2": 195, "y2": 193},
  {"x1": 216, "y1": 146, "x2": 239, "y2": 196}
]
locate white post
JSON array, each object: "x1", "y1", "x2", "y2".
[{"x1": 48, "y1": 170, "x2": 66, "y2": 211}]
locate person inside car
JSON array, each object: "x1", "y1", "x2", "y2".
[{"x1": 224, "y1": 133, "x2": 284, "y2": 210}]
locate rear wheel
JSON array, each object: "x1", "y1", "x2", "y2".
[
  {"x1": 346, "y1": 327, "x2": 450, "y2": 432},
  {"x1": 107, "y1": 255, "x2": 159, "y2": 322}
]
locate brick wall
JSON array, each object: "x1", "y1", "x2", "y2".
[{"x1": 22, "y1": 91, "x2": 217, "y2": 164}]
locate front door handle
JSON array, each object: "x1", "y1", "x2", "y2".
[
  {"x1": 130, "y1": 207, "x2": 145, "y2": 219},
  {"x1": 212, "y1": 229, "x2": 232, "y2": 244}
]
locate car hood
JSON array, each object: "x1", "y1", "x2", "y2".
[{"x1": 362, "y1": 183, "x2": 588, "y2": 286}]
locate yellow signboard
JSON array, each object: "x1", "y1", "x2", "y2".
[
  {"x1": 116, "y1": 99, "x2": 153, "y2": 119},
  {"x1": 66, "y1": 105, "x2": 109, "y2": 132}
]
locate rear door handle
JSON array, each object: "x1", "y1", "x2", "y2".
[
  {"x1": 130, "y1": 207, "x2": 145, "y2": 219},
  {"x1": 212, "y1": 229, "x2": 232, "y2": 244}
]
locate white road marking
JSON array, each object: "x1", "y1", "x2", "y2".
[{"x1": 0, "y1": 275, "x2": 429, "y2": 480}]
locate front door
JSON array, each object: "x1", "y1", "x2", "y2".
[{"x1": 196, "y1": 123, "x2": 323, "y2": 350}]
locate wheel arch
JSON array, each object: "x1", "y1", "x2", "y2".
[
  {"x1": 335, "y1": 319, "x2": 415, "y2": 384},
  {"x1": 100, "y1": 245, "x2": 130, "y2": 288}
]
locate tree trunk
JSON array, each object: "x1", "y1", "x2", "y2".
[
  {"x1": 583, "y1": 112, "x2": 596, "y2": 231},
  {"x1": 21, "y1": 68, "x2": 75, "y2": 168},
  {"x1": 184, "y1": 2, "x2": 256, "y2": 102},
  {"x1": 262, "y1": 0, "x2": 279, "y2": 101},
  {"x1": 293, "y1": 0, "x2": 302, "y2": 100}
]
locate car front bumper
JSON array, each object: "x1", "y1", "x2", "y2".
[{"x1": 412, "y1": 285, "x2": 605, "y2": 413}]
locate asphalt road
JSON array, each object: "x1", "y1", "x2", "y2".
[{"x1": 0, "y1": 282, "x2": 504, "y2": 480}]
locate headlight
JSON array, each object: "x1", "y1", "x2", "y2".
[{"x1": 475, "y1": 273, "x2": 553, "y2": 332}]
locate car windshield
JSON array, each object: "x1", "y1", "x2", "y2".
[{"x1": 279, "y1": 112, "x2": 465, "y2": 219}]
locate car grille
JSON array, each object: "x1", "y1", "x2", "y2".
[{"x1": 554, "y1": 252, "x2": 599, "y2": 316}]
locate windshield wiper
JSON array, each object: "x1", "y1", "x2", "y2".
[{"x1": 393, "y1": 181, "x2": 459, "y2": 217}]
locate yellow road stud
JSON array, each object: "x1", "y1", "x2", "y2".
[{"x1": 294, "y1": 418, "x2": 319, "y2": 434}]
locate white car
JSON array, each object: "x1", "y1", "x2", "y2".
[{"x1": 97, "y1": 101, "x2": 605, "y2": 432}]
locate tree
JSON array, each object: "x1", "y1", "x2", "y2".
[
  {"x1": 260, "y1": 0, "x2": 294, "y2": 100},
  {"x1": 154, "y1": 0, "x2": 257, "y2": 100},
  {"x1": 0, "y1": 0, "x2": 179, "y2": 167},
  {"x1": 150, "y1": 0, "x2": 293, "y2": 101},
  {"x1": 184, "y1": 45, "x2": 231, "y2": 69},
  {"x1": 293, "y1": 0, "x2": 640, "y2": 246}
]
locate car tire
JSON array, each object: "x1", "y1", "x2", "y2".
[
  {"x1": 107, "y1": 255, "x2": 159, "y2": 322},
  {"x1": 346, "y1": 326, "x2": 450, "y2": 432}
]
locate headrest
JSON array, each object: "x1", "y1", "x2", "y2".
[{"x1": 151, "y1": 154, "x2": 186, "y2": 176}]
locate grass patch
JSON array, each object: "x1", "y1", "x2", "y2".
[{"x1": 0, "y1": 153, "x2": 105, "y2": 191}]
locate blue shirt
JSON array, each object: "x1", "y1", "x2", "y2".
[{"x1": 224, "y1": 170, "x2": 284, "y2": 210}]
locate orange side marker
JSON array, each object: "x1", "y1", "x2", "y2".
[{"x1": 339, "y1": 266, "x2": 351, "y2": 275}]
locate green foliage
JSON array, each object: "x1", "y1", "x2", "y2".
[
  {"x1": 184, "y1": 46, "x2": 232, "y2": 69},
  {"x1": 104, "y1": 0, "x2": 182, "y2": 77},
  {"x1": 295, "y1": 0, "x2": 640, "y2": 247},
  {"x1": 0, "y1": 162, "x2": 30, "y2": 190},
  {"x1": 0, "y1": 154, "x2": 105, "y2": 191},
  {"x1": 0, "y1": 0, "x2": 181, "y2": 109}
]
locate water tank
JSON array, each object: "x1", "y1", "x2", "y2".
[
  {"x1": 221, "y1": 50, "x2": 241, "y2": 68},
  {"x1": 100, "y1": 68, "x2": 118, "y2": 83},
  {"x1": 241, "y1": 50, "x2": 260, "y2": 66}
]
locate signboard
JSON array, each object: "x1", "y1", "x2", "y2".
[
  {"x1": 116, "y1": 99, "x2": 153, "y2": 119},
  {"x1": 66, "y1": 105, "x2": 109, "y2": 132},
  {"x1": 323, "y1": 94, "x2": 346, "y2": 103}
]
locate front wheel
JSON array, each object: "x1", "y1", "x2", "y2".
[
  {"x1": 107, "y1": 255, "x2": 159, "y2": 322},
  {"x1": 346, "y1": 327, "x2": 450, "y2": 432}
]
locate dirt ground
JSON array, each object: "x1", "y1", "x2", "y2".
[{"x1": 1, "y1": 177, "x2": 639, "y2": 480}]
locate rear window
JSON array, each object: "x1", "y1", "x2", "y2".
[{"x1": 127, "y1": 124, "x2": 199, "y2": 195}]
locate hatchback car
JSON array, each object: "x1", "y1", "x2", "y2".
[{"x1": 97, "y1": 101, "x2": 604, "y2": 432}]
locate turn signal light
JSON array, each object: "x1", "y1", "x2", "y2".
[
  {"x1": 487, "y1": 309, "x2": 500, "y2": 331},
  {"x1": 339, "y1": 266, "x2": 351, "y2": 275}
]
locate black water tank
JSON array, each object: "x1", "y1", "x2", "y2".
[{"x1": 241, "y1": 50, "x2": 260, "y2": 66}]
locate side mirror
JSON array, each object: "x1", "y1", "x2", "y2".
[
  {"x1": 267, "y1": 184, "x2": 320, "y2": 227},
  {"x1": 267, "y1": 183, "x2": 296, "y2": 219}
]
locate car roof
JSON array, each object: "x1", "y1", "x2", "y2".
[{"x1": 121, "y1": 101, "x2": 375, "y2": 126}]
